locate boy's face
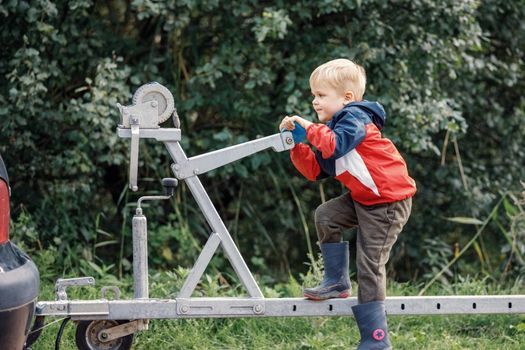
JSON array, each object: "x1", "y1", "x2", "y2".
[{"x1": 311, "y1": 84, "x2": 350, "y2": 123}]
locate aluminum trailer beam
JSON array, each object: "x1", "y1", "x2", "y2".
[{"x1": 36, "y1": 295, "x2": 525, "y2": 320}]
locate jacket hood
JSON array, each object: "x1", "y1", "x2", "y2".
[{"x1": 338, "y1": 100, "x2": 386, "y2": 130}]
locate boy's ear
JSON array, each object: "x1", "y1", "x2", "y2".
[{"x1": 344, "y1": 91, "x2": 355, "y2": 103}]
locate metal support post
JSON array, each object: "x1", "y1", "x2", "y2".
[
  {"x1": 132, "y1": 209, "x2": 149, "y2": 299},
  {"x1": 178, "y1": 233, "x2": 222, "y2": 298}
]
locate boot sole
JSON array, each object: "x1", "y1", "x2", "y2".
[{"x1": 303, "y1": 290, "x2": 351, "y2": 301}]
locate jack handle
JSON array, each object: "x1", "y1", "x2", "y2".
[{"x1": 135, "y1": 178, "x2": 178, "y2": 215}]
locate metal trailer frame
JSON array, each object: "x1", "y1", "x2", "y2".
[{"x1": 34, "y1": 87, "x2": 525, "y2": 344}]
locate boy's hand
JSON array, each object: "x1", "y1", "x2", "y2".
[
  {"x1": 279, "y1": 115, "x2": 308, "y2": 143},
  {"x1": 279, "y1": 115, "x2": 313, "y2": 131},
  {"x1": 279, "y1": 116, "x2": 296, "y2": 131}
]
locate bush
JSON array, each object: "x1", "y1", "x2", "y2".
[{"x1": 1, "y1": 0, "x2": 524, "y2": 283}]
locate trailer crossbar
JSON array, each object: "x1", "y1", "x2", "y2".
[{"x1": 36, "y1": 295, "x2": 525, "y2": 320}]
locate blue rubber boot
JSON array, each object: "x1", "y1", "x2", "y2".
[
  {"x1": 303, "y1": 242, "x2": 352, "y2": 300},
  {"x1": 351, "y1": 301, "x2": 392, "y2": 350}
]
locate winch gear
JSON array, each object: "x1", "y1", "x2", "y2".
[{"x1": 132, "y1": 82, "x2": 175, "y2": 123}]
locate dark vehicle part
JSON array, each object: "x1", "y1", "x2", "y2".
[
  {"x1": 0, "y1": 155, "x2": 40, "y2": 349},
  {"x1": 24, "y1": 315, "x2": 45, "y2": 349}
]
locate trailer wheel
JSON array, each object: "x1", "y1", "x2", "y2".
[{"x1": 75, "y1": 320, "x2": 133, "y2": 350}]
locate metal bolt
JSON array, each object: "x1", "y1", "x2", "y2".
[
  {"x1": 253, "y1": 304, "x2": 263, "y2": 314},
  {"x1": 285, "y1": 137, "x2": 293, "y2": 145},
  {"x1": 100, "y1": 332, "x2": 108, "y2": 339},
  {"x1": 180, "y1": 305, "x2": 189, "y2": 314},
  {"x1": 173, "y1": 164, "x2": 181, "y2": 171},
  {"x1": 193, "y1": 169, "x2": 199, "y2": 175},
  {"x1": 151, "y1": 101, "x2": 158, "y2": 108},
  {"x1": 57, "y1": 291, "x2": 67, "y2": 301}
]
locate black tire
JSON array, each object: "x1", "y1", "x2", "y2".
[{"x1": 75, "y1": 320, "x2": 133, "y2": 350}]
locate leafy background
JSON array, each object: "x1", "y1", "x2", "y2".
[{"x1": 1, "y1": 0, "x2": 524, "y2": 292}]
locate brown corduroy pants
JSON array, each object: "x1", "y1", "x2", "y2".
[{"x1": 314, "y1": 193, "x2": 412, "y2": 304}]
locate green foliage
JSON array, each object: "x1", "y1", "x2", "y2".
[{"x1": 1, "y1": 0, "x2": 524, "y2": 284}]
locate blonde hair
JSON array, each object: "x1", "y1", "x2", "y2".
[{"x1": 309, "y1": 59, "x2": 367, "y2": 101}]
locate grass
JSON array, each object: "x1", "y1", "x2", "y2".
[{"x1": 28, "y1": 270, "x2": 525, "y2": 350}]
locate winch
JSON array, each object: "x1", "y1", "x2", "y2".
[{"x1": 116, "y1": 82, "x2": 180, "y2": 191}]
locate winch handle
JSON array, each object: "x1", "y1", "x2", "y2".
[
  {"x1": 129, "y1": 114, "x2": 140, "y2": 192},
  {"x1": 116, "y1": 102, "x2": 140, "y2": 192}
]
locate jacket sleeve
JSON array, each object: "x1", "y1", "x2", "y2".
[
  {"x1": 290, "y1": 143, "x2": 323, "y2": 181},
  {"x1": 306, "y1": 113, "x2": 366, "y2": 159}
]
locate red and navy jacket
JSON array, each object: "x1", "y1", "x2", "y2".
[{"x1": 290, "y1": 101, "x2": 416, "y2": 205}]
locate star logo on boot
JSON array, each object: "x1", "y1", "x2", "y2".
[{"x1": 372, "y1": 328, "x2": 385, "y2": 341}]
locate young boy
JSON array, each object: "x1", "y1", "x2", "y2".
[{"x1": 280, "y1": 59, "x2": 416, "y2": 349}]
